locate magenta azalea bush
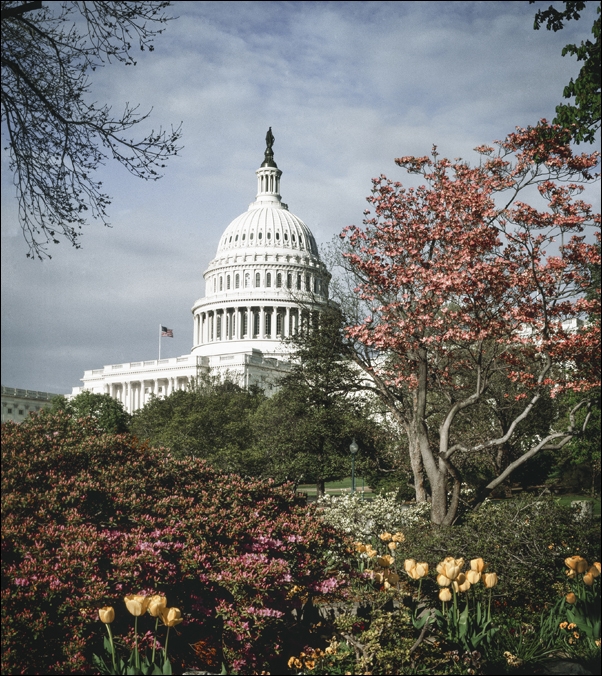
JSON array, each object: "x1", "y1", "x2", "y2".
[{"x1": 1, "y1": 412, "x2": 350, "y2": 674}]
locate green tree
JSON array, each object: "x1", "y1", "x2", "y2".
[
  {"x1": 532, "y1": 0, "x2": 601, "y2": 143},
  {"x1": 49, "y1": 390, "x2": 130, "y2": 433},
  {"x1": 1, "y1": 1, "x2": 182, "y2": 259},
  {"x1": 252, "y1": 306, "x2": 382, "y2": 495},
  {"x1": 129, "y1": 377, "x2": 265, "y2": 472}
]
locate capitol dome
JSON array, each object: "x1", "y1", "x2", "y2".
[{"x1": 190, "y1": 130, "x2": 330, "y2": 370}]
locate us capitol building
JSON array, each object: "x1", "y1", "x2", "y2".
[{"x1": 71, "y1": 130, "x2": 331, "y2": 412}]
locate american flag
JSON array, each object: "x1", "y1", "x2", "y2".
[{"x1": 161, "y1": 326, "x2": 174, "y2": 337}]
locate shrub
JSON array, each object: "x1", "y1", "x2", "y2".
[
  {"x1": 1, "y1": 412, "x2": 349, "y2": 674},
  {"x1": 317, "y1": 492, "x2": 431, "y2": 541},
  {"x1": 401, "y1": 495, "x2": 600, "y2": 609}
]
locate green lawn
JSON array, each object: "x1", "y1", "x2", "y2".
[
  {"x1": 298, "y1": 476, "x2": 374, "y2": 499},
  {"x1": 555, "y1": 493, "x2": 601, "y2": 517}
]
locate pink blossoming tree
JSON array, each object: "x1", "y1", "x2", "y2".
[{"x1": 340, "y1": 121, "x2": 601, "y2": 526}]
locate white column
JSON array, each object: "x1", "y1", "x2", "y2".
[
  {"x1": 247, "y1": 307, "x2": 252, "y2": 338},
  {"x1": 285, "y1": 306, "x2": 291, "y2": 337}
]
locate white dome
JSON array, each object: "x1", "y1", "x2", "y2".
[{"x1": 217, "y1": 204, "x2": 319, "y2": 256}]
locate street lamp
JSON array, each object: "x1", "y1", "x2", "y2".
[{"x1": 350, "y1": 437, "x2": 358, "y2": 494}]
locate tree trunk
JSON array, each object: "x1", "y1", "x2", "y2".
[
  {"x1": 407, "y1": 435, "x2": 428, "y2": 502},
  {"x1": 316, "y1": 479, "x2": 325, "y2": 497}
]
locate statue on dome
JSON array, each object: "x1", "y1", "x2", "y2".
[{"x1": 265, "y1": 127, "x2": 275, "y2": 151}]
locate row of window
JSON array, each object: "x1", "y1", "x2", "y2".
[
  {"x1": 225, "y1": 230, "x2": 307, "y2": 247},
  {"x1": 208, "y1": 309, "x2": 300, "y2": 340},
  {"x1": 213, "y1": 271, "x2": 323, "y2": 294}
]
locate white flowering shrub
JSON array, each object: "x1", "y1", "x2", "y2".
[{"x1": 316, "y1": 492, "x2": 430, "y2": 541}]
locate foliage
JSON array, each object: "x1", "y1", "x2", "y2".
[
  {"x1": 338, "y1": 121, "x2": 600, "y2": 524},
  {"x1": 399, "y1": 495, "x2": 600, "y2": 608},
  {"x1": 0, "y1": 1, "x2": 182, "y2": 259},
  {"x1": 531, "y1": 1, "x2": 601, "y2": 143},
  {"x1": 252, "y1": 307, "x2": 385, "y2": 493},
  {"x1": 1, "y1": 411, "x2": 350, "y2": 674},
  {"x1": 129, "y1": 377, "x2": 265, "y2": 471},
  {"x1": 49, "y1": 390, "x2": 130, "y2": 433}
]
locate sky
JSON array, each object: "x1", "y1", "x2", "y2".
[{"x1": 1, "y1": 0, "x2": 600, "y2": 394}]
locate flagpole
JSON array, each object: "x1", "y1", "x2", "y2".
[{"x1": 159, "y1": 324, "x2": 161, "y2": 361}]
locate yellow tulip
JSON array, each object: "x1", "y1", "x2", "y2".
[
  {"x1": 98, "y1": 606, "x2": 115, "y2": 624},
  {"x1": 483, "y1": 573, "x2": 498, "y2": 589},
  {"x1": 436, "y1": 557, "x2": 454, "y2": 575},
  {"x1": 466, "y1": 570, "x2": 481, "y2": 585},
  {"x1": 388, "y1": 541, "x2": 397, "y2": 551},
  {"x1": 415, "y1": 562, "x2": 429, "y2": 578},
  {"x1": 160, "y1": 607, "x2": 183, "y2": 627},
  {"x1": 470, "y1": 557, "x2": 487, "y2": 573},
  {"x1": 304, "y1": 659, "x2": 316, "y2": 670},
  {"x1": 354, "y1": 542, "x2": 367, "y2": 553},
  {"x1": 587, "y1": 565, "x2": 600, "y2": 579},
  {"x1": 453, "y1": 573, "x2": 471, "y2": 593},
  {"x1": 379, "y1": 532, "x2": 392, "y2": 542},
  {"x1": 439, "y1": 588, "x2": 452, "y2": 602},
  {"x1": 124, "y1": 594, "x2": 150, "y2": 617},
  {"x1": 594, "y1": 562, "x2": 601, "y2": 574},
  {"x1": 442, "y1": 562, "x2": 461, "y2": 581},
  {"x1": 565, "y1": 556, "x2": 588, "y2": 573},
  {"x1": 437, "y1": 574, "x2": 452, "y2": 587},
  {"x1": 392, "y1": 532, "x2": 405, "y2": 543},
  {"x1": 583, "y1": 573, "x2": 594, "y2": 586},
  {"x1": 565, "y1": 568, "x2": 577, "y2": 579},
  {"x1": 566, "y1": 592, "x2": 577, "y2": 604},
  {"x1": 147, "y1": 595, "x2": 167, "y2": 617},
  {"x1": 404, "y1": 559, "x2": 417, "y2": 573}
]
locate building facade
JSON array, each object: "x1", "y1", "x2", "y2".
[
  {"x1": 1, "y1": 386, "x2": 58, "y2": 423},
  {"x1": 72, "y1": 133, "x2": 331, "y2": 412}
]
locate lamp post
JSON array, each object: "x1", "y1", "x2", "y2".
[{"x1": 350, "y1": 438, "x2": 358, "y2": 494}]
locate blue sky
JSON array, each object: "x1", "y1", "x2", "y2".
[{"x1": 2, "y1": 1, "x2": 600, "y2": 393}]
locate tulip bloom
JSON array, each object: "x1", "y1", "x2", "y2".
[
  {"x1": 565, "y1": 568, "x2": 577, "y2": 579},
  {"x1": 470, "y1": 558, "x2": 487, "y2": 573},
  {"x1": 587, "y1": 565, "x2": 600, "y2": 579},
  {"x1": 388, "y1": 542, "x2": 397, "y2": 551},
  {"x1": 161, "y1": 607, "x2": 183, "y2": 627},
  {"x1": 466, "y1": 570, "x2": 481, "y2": 585},
  {"x1": 379, "y1": 532, "x2": 392, "y2": 542},
  {"x1": 439, "y1": 588, "x2": 452, "y2": 602},
  {"x1": 437, "y1": 574, "x2": 452, "y2": 587},
  {"x1": 148, "y1": 595, "x2": 167, "y2": 617},
  {"x1": 565, "y1": 556, "x2": 588, "y2": 573},
  {"x1": 124, "y1": 594, "x2": 149, "y2": 616},
  {"x1": 377, "y1": 555, "x2": 394, "y2": 568},
  {"x1": 483, "y1": 573, "x2": 498, "y2": 589},
  {"x1": 594, "y1": 562, "x2": 601, "y2": 574},
  {"x1": 404, "y1": 559, "x2": 417, "y2": 573},
  {"x1": 566, "y1": 592, "x2": 577, "y2": 604},
  {"x1": 98, "y1": 606, "x2": 115, "y2": 624},
  {"x1": 453, "y1": 573, "x2": 471, "y2": 593},
  {"x1": 392, "y1": 532, "x2": 405, "y2": 543},
  {"x1": 583, "y1": 573, "x2": 594, "y2": 586},
  {"x1": 387, "y1": 572, "x2": 400, "y2": 585}
]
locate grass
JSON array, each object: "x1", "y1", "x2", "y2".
[
  {"x1": 555, "y1": 493, "x2": 601, "y2": 517},
  {"x1": 297, "y1": 476, "x2": 375, "y2": 499}
]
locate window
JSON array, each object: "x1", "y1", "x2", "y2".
[
  {"x1": 292, "y1": 234, "x2": 296, "y2": 243},
  {"x1": 284, "y1": 233, "x2": 288, "y2": 241},
  {"x1": 266, "y1": 272, "x2": 271, "y2": 287},
  {"x1": 216, "y1": 315, "x2": 222, "y2": 339},
  {"x1": 276, "y1": 272, "x2": 282, "y2": 288},
  {"x1": 245, "y1": 272, "x2": 251, "y2": 288},
  {"x1": 226, "y1": 275, "x2": 231, "y2": 290},
  {"x1": 235, "y1": 274, "x2": 240, "y2": 289},
  {"x1": 219, "y1": 277, "x2": 223, "y2": 291},
  {"x1": 265, "y1": 312, "x2": 271, "y2": 336},
  {"x1": 276, "y1": 312, "x2": 283, "y2": 336},
  {"x1": 242, "y1": 311, "x2": 248, "y2": 336},
  {"x1": 213, "y1": 278, "x2": 216, "y2": 292},
  {"x1": 296, "y1": 273, "x2": 301, "y2": 290},
  {"x1": 276, "y1": 232, "x2": 280, "y2": 240},
  {"x1": 255, "y1": 272, "x2": 261, "y2": 287},
  {"x1": 7, "y1": 408, "x2": 12, "y2": 414},
  {"x1": 242, "y1": 233, "x2": 246, "y2": 240},
  {"x1": 258, "y1": 231, "x2": 263, "y2": 240},
  {"x1": 253, "y1": 312, "x2": 260, "y2": 336},
  {"x1": 267, "y1": 232, "x2": 271, "y2": 240},
  {"x1": 305, "y1": 274, "x2": 310, "y2": 291},
  {"x1": 314, "y1": 277, "x2": 319, "y2": 293},
  {"x1": 235, "y1": 234, "x2": 238, "y2": 241},
  {"x1": 287, "y1": 273, "x2": 292, "y2": 289},
  {"x1": 250, "y1": 232, "x2": 254, "y2": 240}
]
